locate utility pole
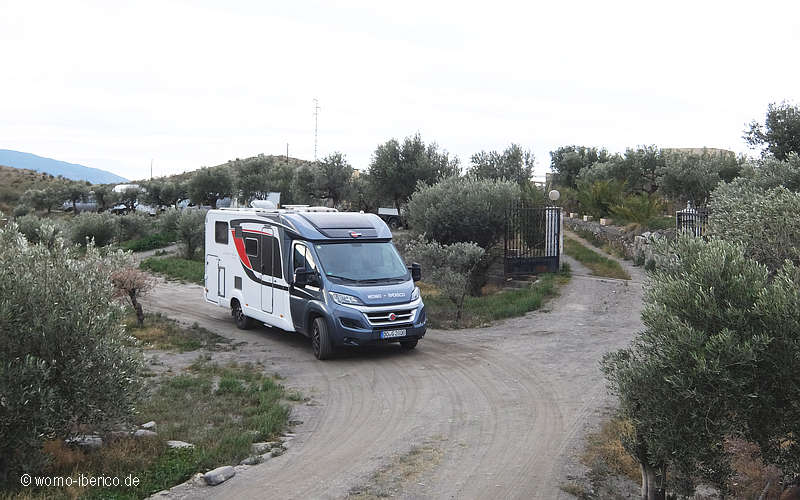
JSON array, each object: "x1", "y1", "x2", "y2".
[
  {"x1": 313, "y1": 98, "x2": 320, "y2": 161},
  {"x1": 150, "y1": 159, "x2": 153, "y2": 179},
  {"x1": 286, "y1": 143, "x2": 289, "y2": 164}
]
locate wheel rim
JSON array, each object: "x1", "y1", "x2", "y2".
[
  {"x1": 233, "y1": 304, "x2": 243, "y2": 324},
  {"x1": 312, "y1": 323, "x2": 320, "y2": 355}
]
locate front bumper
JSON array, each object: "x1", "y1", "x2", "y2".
[{"x1": 328, "y1": 301, "x2": 427, "y2": 347}]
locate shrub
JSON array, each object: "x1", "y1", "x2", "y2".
[
  {"x1": 403, "y1": 236, "x2": 485, "y2": 321},
  {"x1": 12, "y1": 204, "x2": 30, "y2": 217},
  {"x1": 15, "y1": 214, "x2": 44, "y2": 243},
  {"x1": 120, "y1": 232, "x2": 176, "y2": 252},
  {"x1": 175, "y1": 209, "x2": 207, "y2": 259},
  {"x1": 406, "y1": 176, "x2": 520, "y2": 249},
  {"x1": 602, "y1": 236, "x2": 800, "y2": 497},
  {"x1": 157, "y1": 207, "x2": 182, "y2": 234},
  {"x1": 115, "y1": 212, "x2": 155, "y2": 242},
  {"x1": 575, "y1": 180, "x2": 625, "y2": 218},
  {"x1": 740, "y1": 153, "x2": 800, "y2": 192},
  {"x1": 709, "y1": 179, "x2": 800, "y2": 271},
  {"x1": 610, "y1": 193, "x2": 664, "y2": 230},
  {"x1": 0, "y1": 224, "x2": 142, "y2": 484},
  {"x1": 69, "y1": 212, "x2": 117, "y2": 246}
]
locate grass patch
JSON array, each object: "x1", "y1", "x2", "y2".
[
  {"x1": 347, "y1": 442, "x2": 443, "y2": 499},
  {"x1": 422, "y1": 271, "x2": 568, "y2": 329},
  {"x1": 17, "y1": 362, "x2": 292, "y2": 500},
  {"x1": 140, "y1": 256, "x2": 203, "y2": 284},
  {"x1": 125, "y1": 312, "x2": 229, "y2": 352},
  {"x1": 581, "y1": 417, "x2": 640, "y2": 483},
  {"x1": 120, "y1": 232, "x2": 176, "y2": 252},
  {"x1": 564, "y1": 238, "x2": 631, "y2": 280}
]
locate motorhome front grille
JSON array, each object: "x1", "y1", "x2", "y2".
[{"x1": 365, "y1": 309, "x2": 414, "y2": 326}]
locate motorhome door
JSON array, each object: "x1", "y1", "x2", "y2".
[
  {"x1": 260, "y1": 226, "x2": 274, "y2": 313},
  {"x1": 206, "y1": 255, "x2": 220, "y2": 303}
]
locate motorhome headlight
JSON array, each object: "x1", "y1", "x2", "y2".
[
  {"x1": 411, "y1": 286, "x2": 420, "y2": 301},
  {"x1": 329, "y1": 291, "x2": 364, "y2": 306}
]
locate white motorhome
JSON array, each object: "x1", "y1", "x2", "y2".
[{"x1": 204, "y1": 203, "x2": 426, "y2": 359}]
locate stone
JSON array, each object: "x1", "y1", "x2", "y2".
[
  {"x1": 583, "y1": 215, "x2": 593, "y2": 222},
  {"x1": 251, "y1": 442, "x2": 274, "y2": 454},
  {"x1": 66, "y1": 435, "x2": 103, "y2": 449},
  {"x1": 270, "y1": 447, "x2": 284, "y2": 457},
  {"x1": 191, "y1": 473, "x2": 206, "y2": 487},
  {"x1": 141, "y1": 421, "x2": 157, "y2": 430},
  {"x1": 167, "y1": 440, "x2": 194, "y2": 449},
  {"x1": 134, "y1": 429, "x2": 158, "y2": 438},
  {"x1": 204, "y1": 465, "x2": 235, "y2": 486},
  {"x1": 239, "y1": 455, "x2": 263, "y2": 465}
]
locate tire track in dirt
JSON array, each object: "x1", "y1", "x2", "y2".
[{"x1": 143, "y1": 250, "x2": 644, "y2": 499}]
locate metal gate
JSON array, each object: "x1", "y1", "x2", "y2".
[
  {"x1": 676, "y1": 204, "x2": 709, "y2": 237},
  {"x1": 504, "y1": 204, "x2": 562, "y2": 276}
]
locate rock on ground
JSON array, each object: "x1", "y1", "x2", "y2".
[{"x1": 204, "y1": 466, "x2": 236, "y2": 486}]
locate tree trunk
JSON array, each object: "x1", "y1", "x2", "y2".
[
  {"x1": 640, "y1": 463, "x2": 666, "y2": 500},
  {"x1": 129, "y1": 291, "x2": 144, "y2": 326}
]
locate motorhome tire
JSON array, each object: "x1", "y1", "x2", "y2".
[
  {"x1": 388, "y1": 218, "x2": 400, "y2": 230},
  {"x1": 311, "y1": 317, "x2": 333, "y2": 360},
  {"x1": 400, "y1": 340, "x2": 418, "y2": 350},
  {"x1": 231, "y1": 300, "x2": 254, "y2": 330}
]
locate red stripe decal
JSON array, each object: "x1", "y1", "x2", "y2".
[{"x1": 231, "y1": 229, "x2": 252, "y2": 269}]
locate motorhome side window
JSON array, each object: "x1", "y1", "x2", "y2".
[
  {"x1": 214, "y1": 221, "x2": 228, "y2": 244},
  {"x1": 245, "y1": 238, "x2": 258, "y2": 257},
  {"x1": 293, "y1": 244, "x2": 306, "y2": 271}
]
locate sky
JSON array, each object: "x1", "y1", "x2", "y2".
[{"x1": 1, "y1": 0, "x2": 799, "y2": 181}]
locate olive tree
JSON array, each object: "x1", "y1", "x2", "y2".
[
  {"x1": 111, "y1": 268, "x2": 155, "y2": 326},
  {"x1": 403, "y1": 236, "x2": 484, "y2": 322},
  {"x1": 745, "y1": 101, "x2": 800, "y2": 160},
  {"x1": 189, "y1": 167, "x2": 233, "y2": 208},
  {"x1": 602, "y1": 236, "x2": 800, "y2": 499},
  {"x1": 468, "y1": 144, "x2": 534, "y2": 186},
  {"x1": 0, "y1": 220, "x2": 142, "y2": 484},
  {"x1": 709, "y1": 179, "x2": 800, "y2": 271},
  {"x1": 176, "y1": 208, "x2": 207, "y2": 259}
]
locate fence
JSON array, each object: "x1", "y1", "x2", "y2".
[
  {"x1": 675, "y1": 204, "x2": 709, "y2": 236},
  {"x1": 504, "y1": 204, "x2": 562, "y2": 275}
]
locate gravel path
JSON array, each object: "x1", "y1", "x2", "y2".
[{"x1": 143, "y1": 246, "x2": 645, "y2": 499}]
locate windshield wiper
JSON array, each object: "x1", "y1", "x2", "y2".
[
  {"x1": 325, "y1": 274, "x2": 361, "y2": 283},
  {"x1": 360, "y1": 277, "x2": 406, "y2": 284}
]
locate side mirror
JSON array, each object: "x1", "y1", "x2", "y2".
[
  {"x1": 409, "y1": 262, "x2": 421, "y2": 282},
  {"x1": 294, "y1": 267, "x2": 320, "y2": 287}
]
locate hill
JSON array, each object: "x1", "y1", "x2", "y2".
[
  {"x1": 0, "y1": 150, "x2": 128, "y2": 184},
  {"x1": 0, "y1": 165, "x2": 64, "y2": 213}
]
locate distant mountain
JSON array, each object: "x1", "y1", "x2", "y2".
[{"x1": 0, "y1": 149, "x2": 128, "y2": 184}]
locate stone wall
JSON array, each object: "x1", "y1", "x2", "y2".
[{"x1": 563, "y1": 216, "x2": 675, "y2": 265}]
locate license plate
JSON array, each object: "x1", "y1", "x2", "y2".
[{"x1": 380, "y1": 329, "x2": 406, "y2": 339}]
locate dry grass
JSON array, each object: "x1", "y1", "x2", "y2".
[
  {"x1": 347, "y1": 442, "x2": 444, "y2": 499},
  {"x1": 564, "y1": 237, "x2": 631, "y2": 280},
  {"x1": 725, "y1": 437, "x2": 782, "y2": 499},
  {"x1": 125, "y1": 312, "x2": 230, "y2": 351},
  {"x1": 581, "y1": 417, "x2": 640, "y2": 483}
]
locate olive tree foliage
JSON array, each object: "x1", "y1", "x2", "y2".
[
  {"x1": 467, "y1": 144, "x2": 534, "y2": 186},
  {"x1": 189, "y1": 167, "x2": 233, "y2": 208},
  {"x1": 406, "y1": 176, "x2": 520, "y2": 249},
  {"x1": 308, "y1": 152, "x2": 354, "y2": 207},
  {"x1": 602, "y1": 236, "x2": 800, "y2": 499},
  {"x1": 403, "y1": 236, "x2": 485, "y2": 321},
  {"x1": 657, "y1": 150, "x2": 742, "y2": 204},
  {"x1": 738, "y1": 153, "x2": 800, "y2": 192},
  {"x1": 367, "y1": 133, "x2": 460, "y2": 212},
  {"x1": 233, "y1": 155, "x2": 296, "y2": 205},
  {"x1": 69, "y1": 212, "x2": 118, "y2": 247},
  {"x1": 0, "y1": 219, "x2": 142, "y2": 484},
  {"x1": 348, "y1": 172, "x2": 383, "y2": 212},
  {"x1": 708, "y1": 178, "x2": 800, "y2": 272},
  {"x1": 176, "y1": 208, "x2": 207, "y2": 259},
  {"x1": 577, "y1": 146, "x2": 664, "y2": 194},
  {"x1": 65, "y1": 180, "x2": 90, "y2": 213},
  {"x1": 744, "y1": 101, "x2": 800, "y2": 160},
  {"x1": 549, "y1": 145, "x2": 611, "y2": 188}
]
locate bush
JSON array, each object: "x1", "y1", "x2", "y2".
[
  {"x1": 0, "y1": 224, "x2": 142, "y2": 484},
  {"x1": 610, "y1": 193, "x2": 664, "y2": 230},
  {"x1": 115, "y1": 212, "x2": 155, "y2": 242},
  {"x1": 602, "y1": 236, "x2": 800, "y2": 496},
  {"x1": 406, "y1": 176, "x2": 520, "y2": 249},
  {"x1": 12, "y1": 204, "x2": 30, "y2": 217},
  {"x1": 175, "y1": 209, "x2": 207, "y2": 259},
  {"x1": 575, "y1": 180, "x2": 625, "y2": 218},
  {"x1": 740, "y1": 153, "x2": 800, "y2": 192},
  {"x1": 709, "y1": 179, "x2": 800, "y2": 271},
  {"x1": 15, "y1": 214, "x2": 44, "y2": 243},
  {"x1": 157, "y1": 207, "x2": 182, "y2": 234},
  {"x1": 120, "y1": 231, "x2": 176, "y2": 252},
  {"x1": 69, "y1": 212, "x2": 117, "y2": 246},
  {"x1": 403, "y1": 236, "x2": 484, "y2": 322}
]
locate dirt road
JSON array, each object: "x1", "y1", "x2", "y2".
[{"x1": 143, "y1": 247, "x2": 644, "y2": 499}]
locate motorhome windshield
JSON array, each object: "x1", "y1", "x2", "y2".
[{"x1": 314, "y1": 242, "x2": 408, "y2": 283}]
